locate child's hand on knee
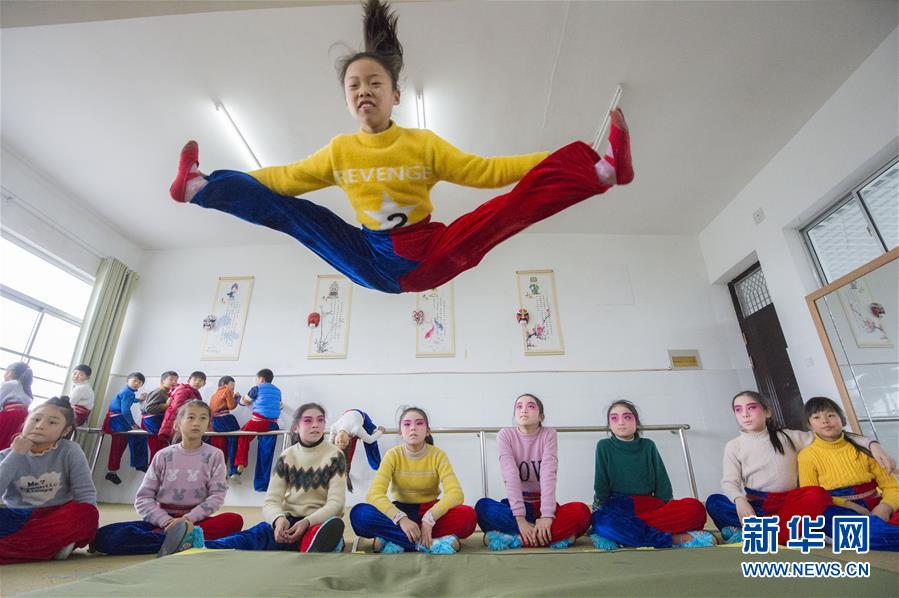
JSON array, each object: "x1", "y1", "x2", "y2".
[
  {"x1": 398, "y1": 517, "x2": 421, "y2": 544},
  {"x1": 871, "y1": 503, "x2": 893, "y2": 522},
  {"x1": 286, "y1": 518, "x2": 310, "y2": 543}
]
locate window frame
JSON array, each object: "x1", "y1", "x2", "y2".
[{"x1": 802, "y1": 155, "x2": 897, "y2": 285}]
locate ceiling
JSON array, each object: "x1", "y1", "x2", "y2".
[{"x1": 1, "y1": 1, "x2": 896, "y2": 250}]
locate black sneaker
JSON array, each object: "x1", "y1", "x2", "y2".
[
  {"x1": 105, "y1": 472, "x2": 122, "y2": 485},
  {"x1": 157, "y1": 520, "x2": 194, "y2": 558},
  {"x1": 305, "y1": 517, "x2": 345, "y2": 552},
  {"x1": 136, "y1": 466, "x2": 148, "y2": 473}
]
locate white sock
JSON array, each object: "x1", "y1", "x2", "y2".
[
  {"x1": 184, "y1": 165, "x2": 207, "y2": 202},
  {"x1": 595, "y1": 158, "x2": 616, "y2": 185}
]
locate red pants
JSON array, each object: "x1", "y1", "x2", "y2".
[
  {"x1": 73, "y1": 405, "x2": 91, "y2": 427},
  {"x1": 534, "y1": 501, "x2": 592, "y2": 542},
  {"x1": 0, "y1": 405, "x2": 28, "y2": 450},
  {"x1": 0, "y1": 501, "x2": 99, "y2": 564},
  {"x1": 234, "y1": 416, "x2": 278, "y2": 468},
  {"x1": 632, "y1": 495, "x2": 708, "y2": 534},
  {"x1": 756, "y1": 486, "x2": 836, "y2": 545},
  {"x1": 194, "y1": 512, "x2": 244, "y2": 540}
]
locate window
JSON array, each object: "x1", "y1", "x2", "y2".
[
  {"x1": 804, "y1": 157, "x2": 898, "y2": 284},
  {"x1": 0, "y1": 236, "x2": 93, "y2": 402}
]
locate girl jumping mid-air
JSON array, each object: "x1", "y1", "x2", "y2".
[{"x1": 169, "y1": 0, "x2": 632, "y2": 294}]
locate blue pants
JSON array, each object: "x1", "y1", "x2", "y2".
[
  {"x1": 92, "y1": 521, "x2": 166, "y2": 555},
  {"x1": 590, "y1": 494, "x2": 672, "y2": 549},
  {"x1": 211, "y1": 414, "x2": 240, "y2": 476},
  {"x1": 205, "y1": 520, "x2": 298, "y2": 551},
  {"x1": 706, "y1": 493, "x2": 752, "y2": 530},
  {"x1": 355, "y1": 409, "x2": 382, "y2": 469},
  {"x1": 106, "y1": 412, "x2": 148, "y2": 471},
  {"x1": 476, "y1": 498, "x2": 535, "y2": 535},
  {"x1": 194, "y1": 171, "x2": 416, "y2": 293},
  {"x1": 823, "y1": 506, "x2": 899, "y2": 552}
]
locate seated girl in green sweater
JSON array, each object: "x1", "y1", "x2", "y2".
[{"x1": 590, "y1": 400, "x2": 714, "y2": 550}]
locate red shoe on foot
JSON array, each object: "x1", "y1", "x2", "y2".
[
  {"x1": 605, "y1": 124, "x2": 633, "y2": 185},
  {"x1": 169, "y1": 140, "x2": 201, "y2": 203}
]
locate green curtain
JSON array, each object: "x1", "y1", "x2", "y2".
[{"x1": 66, "y1": 257, "x2": 139, "y2": 451}]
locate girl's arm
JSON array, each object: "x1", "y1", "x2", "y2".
[
  {"x1": 870, "y1": 458, "x2": 899, "y2": 511},
  {"x1": 366, "y1": 450, "x2": 403, "y2": 521},
  {"x1": 538, "y1": 429, "x2": 559, "y2": 518},
  {"x1": 430, "y1": 133, "x2": 548, "y2": 189},
  {"x1": 185, "y1": 450, "x2": 228, "y2": 523},
  {"x1": 66, "y1": 443, "x2": 97, "y2": 505},
  {"x1": 249, "y1": 144, "x2": 335, "y2": 197},
  {"x1": 121, "y1": 392, "x2": 138, "y2": 428},
  {"x1": 355, "y1": 424, "x2": 383, "y2": 444},
  {"x1": 592, "y1": 442, "x2": 611, "y2": 510},
  {"x1": 298, "y1": 452, "x2": 348, "y2": 526},
  {"x1": 225, "y1": 389, "x2": 238, "y2": 411},
  {"x1": 497, "y1": 429, "x2": 526, "y2": 516},
  {"x1": 720, "y1": 440, "x2": 746, "y2": 502},
  {"x1": 262, "y1": 452, "x2": 291, "y2": 525},
  {"x1": 427, "y1": 450, "x2": 464, "y2": 520},
  {"x1": 0, "y1": 449, "x2": 26, "y2": 493},
  {"x1": 649, "y1": 441, "x2": 674, "y2": 502},
  {"x1": 134, "y1": 458, "x2": 173, "y2": 527}
]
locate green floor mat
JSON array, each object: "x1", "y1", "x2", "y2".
[{"x1": 23, "y1": 548, "x2": 899, "y2": 597}]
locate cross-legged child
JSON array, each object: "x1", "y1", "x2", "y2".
[
  {"x1": 0, "y1": 397, "x2": 98, "y2": 563},
  {"x1": 69, "y1": 364, "x2": 95, "y2": 427},
  {"x1": 206, "y1": 403, "x2": 346, "y2": 552},
  {"x1": 142, "y1": 371, "x2": 179, "y2": 462},
  {"x1": 350, "y1": 407, "x2": 477, "y2": 554},
  {"x1": 103, "y1": 372, "x2": 149, "y2": 484},
  {"x1": 590, "y1": 400, "x2": 714, "y2": 550},
  {"x1": 476, "y1": 394, "x2": 591, "y2": 550},
  {"x1": 233, "y1": 368, "x2": 282, "y2": 491},
  {"x1": 91, "y1": 400, "x2": 244, "y2": 557}
]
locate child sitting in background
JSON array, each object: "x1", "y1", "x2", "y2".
[
  {"x1": 208, "y1": 376, "x2": 241, "y2": 479},
  {"x1": 159, "y1": 371, "x2": 206, "y2": 444},
  {"x1": 141, "y1": 371, "x2": 179, "y2": 462},
  {"x1": 103, "y1": 372, "x2": 149, "y2": 484},
  {"x1": 798, "y1": 397, "x2": 899, "y2": 552},
  {"x1": 91, "y1": 400, "x2": 244, "y2": 557},
  {"x1": 233, "y1": 368, "x2": 282, "y2": 491},
  {"x1": 69, "y1": 364, "x2": 95, "y2": 427},
  {"x1": 206, "y1": 403, "x2": 346, "y2": 552},
  {"x1": 0, "y1": 362, "x2": 33, "y2": 450},
  {"x1": 0, "y1": 397, "x2": 98, "y2": 563},
  {"x1": 590, "y1": 400, "x2": 714, "y2": 550}
]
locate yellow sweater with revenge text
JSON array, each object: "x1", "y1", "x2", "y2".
[
  {"x1": 250, "y1": 123, "x2": 548, "y2": 231},
  {"x1": 366, "y1": 444, "x2": 464, "y2": 521},
  {"x1": 798, "y1": 434, "x2": 899, "y2": 509}
]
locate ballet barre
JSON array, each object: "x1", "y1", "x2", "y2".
[
  {"x1": 75, "y1": 427, "x2": 292, "y2": 474},
  {"x1": 76, "y1": 423, "x2": 698, "y2": 499}
]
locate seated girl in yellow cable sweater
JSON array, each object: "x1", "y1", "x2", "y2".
[
  {"x1": 168, "y1": 0, "x2": 633, "y2": 294},
  {"x1": 349, "y1": 407, "x2": 476, "y2": 554},
  {"x1": 798, "y1": 397, "x2": 899, "y2": 551}
]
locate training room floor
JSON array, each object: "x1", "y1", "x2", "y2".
[{"x1": 2, "y1": 503, "x2": 897, "y2": 596}]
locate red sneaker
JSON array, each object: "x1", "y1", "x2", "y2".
[{"x1": 169, "y1": 140, "x2": 201, "y2": 203}]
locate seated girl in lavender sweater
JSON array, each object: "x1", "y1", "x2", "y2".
[
  {"x1": 475, "y1": 394, "x2": 591, "y2": 550},
  {"x1": 0, "y1": 397, "x2": 98, "y2": 563},
  {"x1": 91, "y1": 400, "x2": 244, "y2": 557}
]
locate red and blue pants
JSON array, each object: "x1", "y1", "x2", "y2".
[
  {"x1": 234, "y1": 415, "x2": 279, "y2": 492},
  {"x1": 141, "y1": 413, "x2": 166, "y2": 463},
  {"x1": 350, "y1": 500, "x2": 477, "y2": 552},
  {"x1": 0, "y1": 501, "x2": 98, "y2": 564},
  {"x1": 192, "y1": 142, "x2": 606, "y2": 294},
  {"x1": 103, "y1": 411, "x2": 148, "y2": 472},
  {"x1": 706, "y1": 486, "x2": 833, "y2": 545},
  {"x1": 823, "y1": 482, "x2": 899, "y2": 552},
  {"x1": 475, "y1": 497, "x2": 591, "y2": 544},
  {"x1": 591, "y1": 494, "x2": 708, "y2": 548},
  {"x1": 210, "y1": 413, "x2": 241, "y2": 476},
  {"x1": 205, "y1": 516, "x2": 335, "y2": 552},
  {"x1": 92, "y1": 511, "x2": 244, "y2": 555}
]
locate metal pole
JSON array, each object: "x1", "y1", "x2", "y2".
[
  {"x1": 677, "y1": 428, "x2": 699, "y2": 499},
  {"x1": 478, "y1": 430, "x2": 488, "y2": 498},
  {"x1": 90, "y1": 432, "x2": 104, "y2": 474}
]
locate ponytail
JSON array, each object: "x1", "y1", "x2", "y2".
[
  {"x1": 732, "y1": 391, "x2": 795, "y2": 456},
  {"x1": 337, "y1": 0, "x2": 404, "y2": 89}
]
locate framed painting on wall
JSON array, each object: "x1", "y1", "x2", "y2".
[
  {"x1": 201, "y1": 276, "x2": 254, "y2": 361},
  {"x1": 415, "y1": 283, "x2": 456, "y2": 357},
  {"x1": 308, "y1": 275, "x2": 353, "y2": 359},
  {"x1": 515, "y1": 269, "x2": 565, "y2": 355}
]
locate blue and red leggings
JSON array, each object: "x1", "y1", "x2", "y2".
[
  {"x1": 0, "y1": 501, "x2": 98, "y2": 564},
  {"x1": 350, "y1": 500, "x2": 477, "y2": 551},
  {"x1": 591, "y1": 494, "x2": 708, "y2": 548},
  {"x1": 192, "y1": 142, "x2": 607, "y2": 294}
]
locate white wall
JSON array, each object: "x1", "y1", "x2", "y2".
[
  {"x1": 698, "y1": 29, "x2": 899, "y2": 402},
  {"x1": 98, "y1": 232, "x2": 749, "y2": 509},
  {"x1": 1, "y1": 145, "x2": 144, "y2": 276}
]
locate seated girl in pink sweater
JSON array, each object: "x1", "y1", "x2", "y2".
[
  {"x1": 91, "y1": 400, "x2": 243, "y2": 557},
  {"x1": 475, "y1": 394, "x2": 591, "y2": 550}
]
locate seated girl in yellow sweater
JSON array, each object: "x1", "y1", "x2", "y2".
[
  {"x1": 349, "y1": 407, "x2": 476, "y2": 553},
  {"x1": 798, "y1": 397, "x2": 899, "y2": 552},
  {"x1": 168, "y1": 0, "x2": 633, "y2": 295}
]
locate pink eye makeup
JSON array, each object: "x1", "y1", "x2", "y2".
[
  {"x1": 609, "y1": 413, "x2": 634, "y2": 423},
  {"x1": 733, "y1": 403, "x2": 761, "y2": 414}
]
